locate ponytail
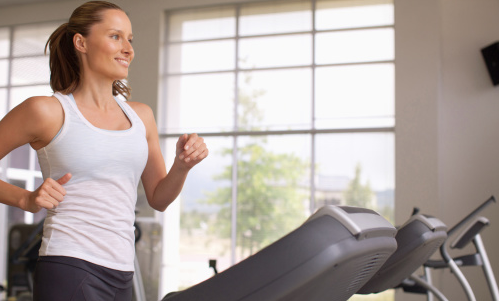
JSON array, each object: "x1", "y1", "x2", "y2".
[
  {"x1": 45, "y1": 23, "x2": 80, "y2": 95},
  {"x1": 45, "y1": 1, "x2": 132, "y2": 100},
  {"x1": 114, "y1": 80, "x2": 131, "y2": 99}
]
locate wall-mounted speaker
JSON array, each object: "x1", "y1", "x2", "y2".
[{"x1": 481, "y1": 41, "x2": 499, "y2": 86}]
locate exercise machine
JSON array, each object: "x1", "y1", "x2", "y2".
[
  {"x1": 357, "y1": 210, "x2": 448, "y2": 300},
  {"x1": 162, "y1": 205, "x2": 398, "y2": 301},
  {"x1": 398, "y1": 196, "x2": 497, "y2": 301},
  {"x1": 422, "y1": 196, "x2": 498, "y2": 301}
]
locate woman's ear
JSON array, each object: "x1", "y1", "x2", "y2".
[{"x1": 73, "y1": 33, "x2": 87, "y2": 54}]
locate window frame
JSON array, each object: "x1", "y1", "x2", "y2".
[{"x1": 159, "y1": 0, "x2": 395, "y2": 278}]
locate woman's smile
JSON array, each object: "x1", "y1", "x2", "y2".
[{"x1": 115, "y1": 57, "x2": 130, "y2": 68}]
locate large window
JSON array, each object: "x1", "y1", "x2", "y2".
[{"x1": 160, "y1": 0, "x2": 395, "y2": 298}]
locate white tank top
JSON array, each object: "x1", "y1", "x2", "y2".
[{"x1": 37, "y1": 92, "x2": 149, "y2": 271}]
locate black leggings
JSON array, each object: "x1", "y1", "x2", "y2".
[{"x1": 33, "y1": 256, "x2": 134, "y2": 301}]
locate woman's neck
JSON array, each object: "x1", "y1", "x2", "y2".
[{"x1": 73, "y1": 76, "x2": 116, "y2": 110}]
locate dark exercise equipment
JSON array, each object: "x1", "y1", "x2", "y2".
[
  {"x1": 162, "y1": 205, "x2": 398, "y2": 301},
  {"x1": 394, "y1": 196, "x2": 497, "y2": 301},
  {"x1": 6, "y1": 218, "x2": 147, "y2": 301},
  {"x1": 421, "y1": 196, "x2": 498, "y2": 301},
  {"x1": 7, "y1": 221, "x2": 43, "y2": 297},
  {"x1": 357, "y1": 210, "x2": 448, "y2": 300}
]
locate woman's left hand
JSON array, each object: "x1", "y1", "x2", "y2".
[{"x1": 175, "y1": 133, "x2": 209, "y2": 170}]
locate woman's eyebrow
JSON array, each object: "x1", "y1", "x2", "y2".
[{"x1": 108, "y1": 28, "x2": 133, "y2": 38}]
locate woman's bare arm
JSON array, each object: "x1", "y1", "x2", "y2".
[
  {"x1": 129, "y1": 101, "x2": 208, "y2": 212},
  {"x1": 0, "y1": 96, "x2": 69, "y2": 212}
]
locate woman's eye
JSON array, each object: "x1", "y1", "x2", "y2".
[{"x1": 111, "y1": 35, "x2": 119, "y2": 40}]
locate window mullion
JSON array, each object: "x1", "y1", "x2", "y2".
[
  {"x1": 310, "y1": 0, "x2": 317, "y2": 214},
  {"x1": 231, "y1": 4, "x2": 241, "y2": 266}
]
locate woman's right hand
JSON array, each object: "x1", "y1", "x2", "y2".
[{"x1": 21, "y1": 173, "x2": 72, "y2": 213}]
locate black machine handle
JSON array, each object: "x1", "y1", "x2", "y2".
[
  {"x1": 440, "y1": 195, "x2": 496, "y2": 262},
  {"x1": 10, "y1": 219, "x2": 45, "y2": 265},
  {"x1": 447, "y1": 196, "x2": 495, "y2": 237}
]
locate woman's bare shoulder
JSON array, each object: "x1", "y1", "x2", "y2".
[
  {"x1": 15, "y1": 95, "x2": 60, "y2": 117},
  {"x1": 0, "y1": 95, "x2": 63, "y2": 151},
  {"x1": 127, "y1": 101, "x2": 155, "y2": 125},
  {"x1": 126, "y1": 101, "x2": 157, "y2": 138},
  {"x1": 127, "y1": 101, "x2": 153, "y2": 117}
]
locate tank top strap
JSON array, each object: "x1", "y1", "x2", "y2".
[
  {"x1": 48, "y1": 92, "x2": 76, "y2": 147},
  {"x1": 53, "y1": 91, "x2": 74, "y2": 111}
]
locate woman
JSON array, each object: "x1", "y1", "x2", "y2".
[{"x1": 0, "y1": 1, "x2": 208, "y2": 300}]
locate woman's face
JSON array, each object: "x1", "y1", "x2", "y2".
[{"x1": 79, "y1": 9, "x2": 134, "y2": 81}]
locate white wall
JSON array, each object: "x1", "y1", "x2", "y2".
[
  {"x1": 2, "y1": 0, "x2": 499, "y2": 300},
  {"x1": 396, "y1": 0, "x2": 499, "y2": 300},
  {"x1": 440, "y1": 0, "x2": 499, "y2": 299}
]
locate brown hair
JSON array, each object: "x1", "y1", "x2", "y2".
[{"x1": 45, "y1": 1, "x2": 132, "y2": 99}]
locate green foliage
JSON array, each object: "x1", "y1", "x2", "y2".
[
  {"x1": 203, "y1": 72, "x2": 308, "y2": 257},
  {"x1": 342, "y1": 163, "x2": 394, "y2": 224},
  {"x1": 343, "y1": 163, "x2": 375, "y2": 208},
  {"x1": 378, "y1": 205, "x2": 395, "y2": 225},
  {"x1": 205, "y1": 137, "x2": 308, "y2": 256}
]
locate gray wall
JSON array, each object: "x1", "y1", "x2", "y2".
[{"x1": 1, "y1": 0, "x2": 499, "y2": 300}]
